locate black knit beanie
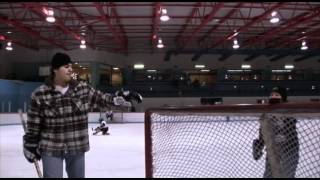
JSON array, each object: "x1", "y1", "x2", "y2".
[
  {"x1": 271, "y1": 86, "x2": 287, "y2": 102},
  {"x1": 51, "y1": 52, "x2": 72, "y2": 70}
]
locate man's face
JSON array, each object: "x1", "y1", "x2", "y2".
[
  {"x1": 269, "y1": 92, "x2": 283, "y2": 104},
  {"x1": 54, "y1": 63, "x2": 73, "y2": 83}
]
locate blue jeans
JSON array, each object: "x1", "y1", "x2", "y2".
[{"x1": 41, "y1": 153, "x2": 85, "y2": 178}]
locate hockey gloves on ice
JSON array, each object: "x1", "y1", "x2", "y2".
[{"x1": 115, "y1": 90, "x2": 143, "y2": 103}]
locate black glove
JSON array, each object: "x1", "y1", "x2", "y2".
[
  {"x1": 23, "y1": 135, "x2": 41, "y2": 163},
  {"x1": 115, "y1": 90, "x2": 143, "y2": 103},
  {"x1": 252, "y1": 139, "x2": 264, "y2": 160},
  {"x1": 23, "y1": 146, "x2": 41, "y2": 163}
]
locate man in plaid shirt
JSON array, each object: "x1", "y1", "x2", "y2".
[{"x1": 23, "y1": 52, "x2": 142, "y2": 178}]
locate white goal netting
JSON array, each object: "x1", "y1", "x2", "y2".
[{"x1": 145, "y1": 103, "x2": 320, "y2": 178}]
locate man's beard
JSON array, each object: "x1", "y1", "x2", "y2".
[
  {"x1": 269, "y1": 98, "x2": 282, "y2": 104},
  {"x1": 62, "y1": 76, "x2": 72, "y2": 84}
]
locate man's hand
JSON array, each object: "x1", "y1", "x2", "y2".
[
  {"x1": 113, "y1": 96, "x2": 132, "y2": 107},
  {"x1": 23, "y1": 146, "x2": 41, "y2": 163},
  {"x1": 115, "y1": 90, "x2": 143, "y2": 103}
]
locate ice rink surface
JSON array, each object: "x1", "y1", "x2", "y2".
[{"x1": 0, "y1": 123, "x2": 145, "y2": 178}]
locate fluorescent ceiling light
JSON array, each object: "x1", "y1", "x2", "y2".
[
  {"x1": 284, "y1": 65, "x2": 294, "y2": 69},
  {"x1": 195, "y1": 65, "x2": 205, "y2": 69},
  {"x1": 134, "y1": 64, "x2": 145, "y2": 69},
  {"x1": 272, "y1": 70, "x2": 292, "y2": 73},
  {"x1": 241, "y1": 64, "x2": 251, "y2": 69}
]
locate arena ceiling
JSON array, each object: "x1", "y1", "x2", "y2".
[{"x1": 0, "y1": 2, "x2": 320, "y2": 62}]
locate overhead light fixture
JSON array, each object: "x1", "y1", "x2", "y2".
[
  {"x1": 272, "y1": 70, "x2": 291, "y2": 73},
  {"x1": 46, "y1": 16, "x2": 56, "y2": 23},
  {"x1": 233, "y1": 39, "x2": 240, "y2": 49},
  {"x1": 228, "y1": 70, "x2": 247, "y2": 72},
  {"x1": 147, "y1": 69, "x2": 157, "y2": 72},
  {"x1": 134, "y1": 64, "x2": 145, "y2": 69},
  {"x1": 44, "y1": 8, "x2": 56, "y2": 23},
  {"x1": 195, "y1": 65, "x2": 205, "y2": 69},
  {"x1": 5, "y1": 41, "x2": 13, "y2": 51},
  {"x1": 284, "y1": 64, "x2": 294, "y2": 69},
  {"x1": 301, "y1": 40, "x2": 308, "y2": 50},
  {"x1": 160, "y1": 8, "x2": 170, "y2": 22},
  {"x1": 200, "y1": 69, "x2": 210, "y2": 72},
  {"x1": 80, "y1": 39, "x2": 86, "y2": 49},
  {"x1": 241, "y1": 64, "x2": 251, "y2": 69},
  {"x1": 113, "y1": 67, "x2": 119, "y2": 70},
  {"x1": 270, "y1": 11, "x2": 280, "y2": 24},
  {"x1": 7, "y1": 31, "x2": 12, "y2": 34},
  {"x1": 157, "y1": 38, "x2": 164, "y2": 48}
]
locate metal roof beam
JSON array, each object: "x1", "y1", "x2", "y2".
[
  {"x1": 94, "y1": 2, "x2": 127, "y2": 52},
  {"x1": 22, "y1": 3, "x2": 81, "y2": 40},
  {"x1": 282, "y1": 27, "x2": 320, "y2": 47},
  {"x1": 64, "y1": 2, "x2": 96, "y2": 49},
  {"x1": 166, "y1": 48, "x2": 320, "y2": 61},
  {"x1": 0, "y1": 34, "x2": 39, "y2": 51},
  {"x1": 175, "y1": 2, "x2": 202, "y2": 48},
  {"x1": 23, "y1": 3, "x2": 99, "y2": 50},
  {"x1": 151, "y1": 2, "x2": 161, "y2": 51},
  {"x1": 191, "y1": 2, "x2": 285, "y2": 60},
  {"x1": 0, "y1": 15, "x2": 68, "y2": 50},
  {"x1": 244, "y1": 54, "x2": 260, "y2": 61},
  {"x1": 198, "y1": 3, "x2": 243, "y2": 44},
  {"x1": 269, "y1": 54, "x2": 288, "y2": 61},
  {"x1": 243, "y1": 9, "x2": 320, "y2": 47},
  {"x1": 218, "y1": 54, "x2": 232, "y2": 61},
  {"x1": 294, "y1": 55, "x2": 316, "y2": 62},
  {"x1": 177, "y1": 2, "x2": 224, "y2": 49}
]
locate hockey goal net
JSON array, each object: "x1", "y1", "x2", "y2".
[{"x1": 144, "y1": 103, "x2": 320, "y2": 178}]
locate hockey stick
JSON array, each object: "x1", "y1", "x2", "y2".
[{"x1": 18, "y1": 109, "x2": 43, "y2": 178}]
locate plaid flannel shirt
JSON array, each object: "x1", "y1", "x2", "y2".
[{"x1": 23, "y1": 79, "x2": 115, "y2": 157}]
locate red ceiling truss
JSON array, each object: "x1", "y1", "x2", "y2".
[{"x1": 0, "y1": 2, "x2": 319, "y2": 61}]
